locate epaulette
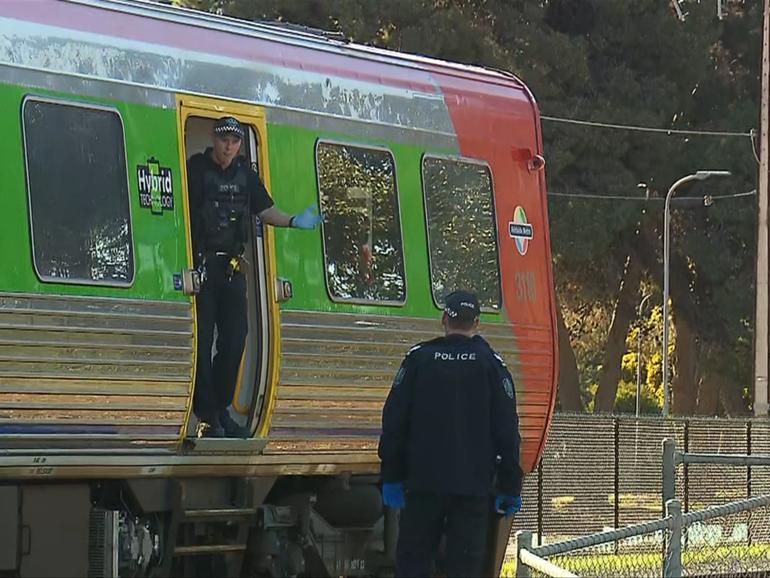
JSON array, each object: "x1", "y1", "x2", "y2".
[
  {"x1": 405, "y1": 343, "x2": 423, "y2": 357},
  {"x1": 471, "y1": 335, "x2": 507, "y2": 367}
]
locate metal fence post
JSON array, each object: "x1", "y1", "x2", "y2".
[
  {"x1": 748, "y1": 420, "x2": 753, "y2": 548},
  {"x1": 537, "y1": 459, "x2": 543, "y2": 546},
  {"x1": 664, "y1": 499, "x2": 683, "y2": 578},
  {"x1": 614, "y1": 417, "x2": 621, "y2": 555},
  {"x1": 515, "y1": 530, "x2": 533, "y2": 578},
  {"x1": 663, "y1": 438, "x2": 677, "y2": 512},
  {"x1": 747, "y1": 420, "x2": 753, "y2": 499},
  {"x1": 614, "y1": 417, "x2": 620, "y2": 529},
  {"x1": 683, "y1": 420, "x2": 690, "y2": 514},
  {"x1": 683, "y1": 420, "x2": 690, "y2": 552}
]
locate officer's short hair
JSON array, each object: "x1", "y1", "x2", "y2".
[
  {"x1": 443, "y1": 290, "x2": 480, "y2": 329},
  {"x1": 213, "y1": 116, "x2": 245, "y2": 140}
]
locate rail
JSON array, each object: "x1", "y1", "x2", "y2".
[
  {"x1": 515, "y1": 437, "x2": 770, "y2": 577},
  {"x1": 516, "y1": 495, "x2": 770, "y2": 577}
]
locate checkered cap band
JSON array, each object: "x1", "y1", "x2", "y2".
[
  {"x1": 444, "y1": 290, "x2": 480, "y2": 320},
  {"x1": 213, "y1": 117, "x2": 244, "y2": 139}
]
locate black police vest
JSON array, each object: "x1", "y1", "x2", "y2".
[{"x1": 200, "y1": 160, "x2": 249, "y2": 255}]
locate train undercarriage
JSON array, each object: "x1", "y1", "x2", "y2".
[
  {"x1": 0, "y1": 473, "x2": 511, "y2": 577},
  {"x1": 0, "y1": 475, "x2": 403, "y2": 578}
]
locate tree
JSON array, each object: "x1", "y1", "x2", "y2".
[
  {"x1": 519, "y1": 0, "x2": 758, "y2": 414},
  {"x1": 176, "y1": 0, "x2": 761, "y2": 415}
]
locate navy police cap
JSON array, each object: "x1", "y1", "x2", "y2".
[
  {"x1": 444, "y1": 290, "x2": 481, "y2": 321},
  {"x1": 213, "y1": 116, "x2": 245, "y2": 139}
]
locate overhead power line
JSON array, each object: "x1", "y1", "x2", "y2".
[
  {"x1": 541, "y1": 115, "x2": 754, "y2": 138},
  {"x1": 547, "y1": 189, "x2": 757, "y2": 201}
]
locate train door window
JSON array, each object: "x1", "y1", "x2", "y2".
[
  {"x1": 316, "y1": 141, "x2": 406, "y2": 304},
  {"x1": 421, "y1": 155, "x2": 501, "y2": 310},
  {"x1": 22, "y1": 97, "x2": 134, "y2": 286}
]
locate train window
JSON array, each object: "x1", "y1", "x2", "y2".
[
  {"x1": 22, "y1": 97, "x2": 134, "y2": 286},
  {"x1": 316, "y1": 141, "x2": 406, "y2": 304},
  {"x1": 421, "y1": 156, "x2": 501, "y2": 310}
]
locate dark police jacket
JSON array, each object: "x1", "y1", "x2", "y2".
[
  {"x1": 187, "y1": 149, "x2": 274, "y2": 259},
  {"x1": 378, "y1": 334, "x2": 523, "y2": 497}
]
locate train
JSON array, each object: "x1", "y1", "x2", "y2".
[{"x1": 0, "y1": 0, "x2": 558, "y2": 576}]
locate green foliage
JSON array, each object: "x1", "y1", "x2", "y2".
[
  {"x1": 614, "y1": 354, "x2": 663, "y2": 415},
  {"x1": 423, "y1": 158, "x2": 500, "y2": 307},
  {"x1": 317, "y1": 143, "x2": 406, "y2": 302},
  {"x1": 176, "y1": 0, "x2": 761, "y2": 415},
  {"x1": 528, "y1": 1, "x2": 759, "y2": 414}
]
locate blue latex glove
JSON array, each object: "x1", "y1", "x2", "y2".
[
  {"x1": 382, "y1": 482, "x2": 406, "y2": 509},
  {"x1": 291, "y1": 206, "x2": 323, "y2": 230},
  {"x1": 495, "y1": 494, "x2": 522, "y2": 517}
]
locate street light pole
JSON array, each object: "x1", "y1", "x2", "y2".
[
  {"x1": 637, "y1": 293, "x2": 651, "y2": 417},
  {"x1": 754, "y1": 0, "x2": 770, "y2": 417},
  {"x1": 662, "y1": 171, "x2": 731, "y2": 417}
]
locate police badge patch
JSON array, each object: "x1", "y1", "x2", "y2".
[{"x1": 502, "y1": 377, "x2": 514, "y2": 399}]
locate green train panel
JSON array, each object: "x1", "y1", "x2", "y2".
[{"x1": 0, "y1": 0, "x2": 557, "y2": 481}]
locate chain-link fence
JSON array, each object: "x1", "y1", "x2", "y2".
[
  {"x1": 679, "y1": 498, "x2": 770, "y2": 576},
  {"x1": 514, "y1": 496, "x2": 770, "y2": 578},
  {"x1": 520, "y1": 526, "x2": 666, "y2": 577},
  {"x1": 503, "y1": 414, "x2": 770, "y2": 576},
  {"x1": 510, "y1": 414, "x2": 770, "y2": 550},
  {"x1": 664, "y1": 438, "x2": 770, "y2": 576}
]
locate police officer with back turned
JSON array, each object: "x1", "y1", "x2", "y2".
[
  {"x1": 378, "y1": 290, "x2": 523, "y2": 577},
  {"x1": 187, "y1": 116, "x2": 322, "y2": 438}
]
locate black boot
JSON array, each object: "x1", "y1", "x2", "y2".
[{"x1": 219, "y1": 410, "x2": 250, "y2": 438}]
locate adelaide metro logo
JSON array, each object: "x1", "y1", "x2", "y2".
[{"x1": 508, "y1": 206, "x2": 534, "y2": 256}]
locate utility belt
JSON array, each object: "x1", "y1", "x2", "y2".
[{"x1": 196, "y1": 251, "x2": 246, "y2": 283}]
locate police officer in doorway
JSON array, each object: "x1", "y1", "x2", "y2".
[
  {"x1": 187, "y1": 116, "x2": 321, "y2": 438},
  {"x1": 378, "y1": 290, "x2": 523, "y2": 577}
]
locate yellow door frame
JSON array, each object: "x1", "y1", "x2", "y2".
[{"x1": 175, "y1": 94, "x2": 280, "y2": 439}]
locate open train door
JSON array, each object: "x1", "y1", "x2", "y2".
[{"x1": 176, "y1": 95, "x2": 280, "y2": 441}]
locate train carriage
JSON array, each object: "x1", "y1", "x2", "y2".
[{"x1": 0, "y1": 0, "x2": 558, "y2": 576}]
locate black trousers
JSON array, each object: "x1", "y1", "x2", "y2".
[
  {"x1": 193, "y1": 257, "x2": 248, "y2": 423},
  {"x1": 396, "y1": 491, "x2": 490, "y2": 578}
]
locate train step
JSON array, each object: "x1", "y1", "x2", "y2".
[
  {"x1": 182, "y1": 507, "x2": 258, "y2": 521},
  {"x1": 173, "y1": 504, "x2": 255, "y2": 563},
  {"x1": 173, "y1": 544, "x2": 248, "y2": 557}
]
